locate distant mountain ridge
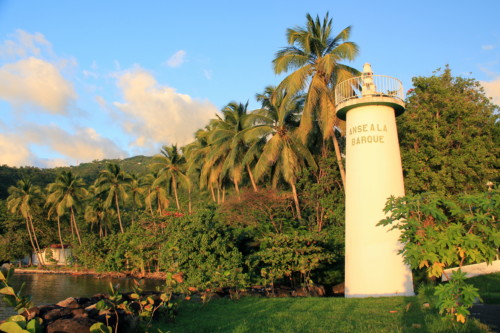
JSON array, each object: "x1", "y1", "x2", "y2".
[{"x1": 0, "y1": 155, "x2": 154, "y2": 200}]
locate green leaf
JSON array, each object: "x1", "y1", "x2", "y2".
[
  {"x1": 0, "y1": 321, "x2": 29, "y2": 333},
  {"x1": 26, "y1": 318, "x2": 43, "y2": 333},
  {"x1": 0, "y1": 286, "x2": 16, "y2": 296},
  {"x1": 6, "y1": 315, "x2": 26, "y2": 324},
  {"x1": 90, "y1": 322, "x2": 113, "y2": 333}
]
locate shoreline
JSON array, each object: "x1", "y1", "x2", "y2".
[{"x1": 12, "y1": 267, "x2": 166, "y2": 280}]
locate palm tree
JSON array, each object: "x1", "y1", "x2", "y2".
[
  {"x1": 184, "y1": 126, "x2": 219, "y2": 203},
  {"x1": 96, "y1": 163, "x2": 131, "y2": 233},
  {"x1": 128, "y1": 173, "x2": 145, "y2": 223},
  {"x1": 244, "y1": 86, "x2": 316, "y2": 219},
  {"x1": 273, "y1": 12, "x2": 359, "y2": 187},
  {"x1": 143, "y1": 171, "x2": 170, "y2": 216},
  {"x1": 7, "y1": 179, "x2": 45, "y2": 265},
  {"x1": 46, "y1": 171, "x2": 88, "y2": 246},
  {"x1": 207, "y1": 101, "x2": 259, "y2": 200},
  {"x1": 85, "y1": 185, "x2": 114, "y2": 238},
  {"x1": 152, "y1": 145, "x2": 190, "y2": 211}
]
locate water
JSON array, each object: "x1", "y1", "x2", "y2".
[{"x1": 0, "y1": 273, "x2": 164, "y2": 320}]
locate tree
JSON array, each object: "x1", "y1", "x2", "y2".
[
  {"x1": 96, "y1": 163, "x2": 131, "y2": 233},
  {"x1": 244, "y1": 86, "x2": 316, "y2": 219},
  {"x1": 273, "y1": 12, "x2": 359, "y2": 188},
  {"x1": 143, "y1": 171, "x2": 170, "y2": 216},
  {"x1": 184, "y1": 125, "x2": 219, "y2": 203},
  {"x1": 207, "y1": 102, "x2": 254, "y2": 199},
  {"x1": 400, "y1": 66, "x2": 499, "y2": 194},
  {"x1": 46, "y1": 171, "x2": 88, "y2": 246},
  {"x1": 152, "y1": 145, "x2": 190, "y2": 210},
  {"x1": 128, "y1": 173, "x2": 144, "y2": 223},
  {"x1": 6, "y1": 179, "x2": 45, "y2": 265}
]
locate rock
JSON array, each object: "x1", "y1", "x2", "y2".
[
  {"x1": 332, "y1": 282, "x2": 345, "y2": 295},
  {"x1": 309, "y1": 285, "x2": 325, "y2": 297},
  {"x1": 42, "y1": 306, "x2": 73, "y2": 321},
  {"x1": 56, "y1": 297, "x2": 80, "y2": 308},
  {"x1": 71, "y1": 308, "x2": 87, "y2": 318},
  {"x1": 46, "y1": 317, "x2": 99, "y2": 333}
]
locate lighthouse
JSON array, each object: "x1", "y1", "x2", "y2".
[{"x1": 335, "y1": 63, "x2": 414, "y2": 297}]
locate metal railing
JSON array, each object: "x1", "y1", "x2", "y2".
[{"x1": 335, "y1": 75, "x2": 404, "y2": 106}]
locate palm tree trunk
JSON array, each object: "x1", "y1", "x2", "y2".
[
  {"x1": 28, "y1": 215, "x2": 43, "y2": 261},
  {"x1": 234, "y1": 180, "x2": 241, "y2": 201},
  {"x1": 290, "y1": 182, "x2": 302, "y2": 220},
  {"x1": 147, "y1": 190, "x2": 154, "y2": 216},
  {"x1": 115, "y1": 193, "x2": 124, "y2": 233},
  {"x1": 172, "y1": 177, "x2": 180, "y2": 210},
  {"x1": 246, "y1": 165, "x2": 258, "y2": 192},
  {"x1": 332, "y1": 134, "x2": 346, "y2": 189},
  {"x1": 209, "y1": 184, "x2": 216, "y2": 202},
  {"x1": 188, "y1": 188, "x2": 192, "y2": 214},
  {"x1": 57, "y1": 216, "x2": 66, "y2": 262},
  {"x1": 25, "y1": 217, "x2": 44, "y2": 266},
  {"x1": 70, "y1": 207, "x2": 82, "y2": 245}
]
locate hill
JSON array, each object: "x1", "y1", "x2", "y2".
[{"x1": 0, "y1": 155, "x2": 154, "y2": 200}]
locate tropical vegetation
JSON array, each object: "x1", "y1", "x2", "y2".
[{"x1": 0, "y1": 12, "x2": 498, "y2": 330}]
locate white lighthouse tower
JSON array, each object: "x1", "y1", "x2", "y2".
[{"x1": 335, "y1": 63, "x2": 414, "y2": 298}]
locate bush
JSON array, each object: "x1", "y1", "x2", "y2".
[{"x1": 159, "y1": 208, "x2": 247, "y2": 300}]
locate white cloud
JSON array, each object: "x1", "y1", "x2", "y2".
[
  {"x1": 481, "y1": 77, "x2": 500, "y2": 105},
  {"x1": 0, "y1": 123, "x2": 128, "y2": 167},
  {"x1": 23, "y1": 125, "x2": 127, "y2": 163},
  {"x1": 0, "y1": 30, "x2": 52, "y2": 58},
  {"x1": 0, "y1": 57, "x2": 77, "y2": 114},
  {"x1": 113, "y1": 68, "x2": 217, "y2": 149},
  {"x1": 166, "y1": 50, "x2": 187, "y2": 68},
  {"x1": 481, "y1": 45, "x2": 494, "y2": 51},
  {"x1": 0, "y1": 133, "x2": 34, "y2": 167}
]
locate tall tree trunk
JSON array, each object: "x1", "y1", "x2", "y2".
[
  {"x1": 290, "y1": 182, "x2": 302, "y2": 220},
  {"x1": 115, "y1": 193, "x2": 124, "y2": 233},
  {"x1": 70, "y1": 207, "x2": 82, "y2": 245},
  {"x1": 26, "y1": 217, "x2": 44, "y2": 266},
  {"x1": 147, "y1": 190, "x2": 154, "y2": 216},
  {"x1": 57, "y1": 216, "x2": 66, "y2": 262},
  {"x1": 28, "y1": 215, "x2": 43, "y2": 258},
  {"x1": 234, "y1": 180, "x2": 241, "y2": 201},
  {"x1": 210, "y1": 184, "x2": 216, "y2": 202},
  {"x1": 217, "y1": 185, "x2": 221, "y2": 204},
  {"x1": 246, "y1": 165, "x2": 258, "y2": 192},
  {"x1": 188, "y1": 188, "x2": 192, "y2": 214},
  {"x1": 172, "y1": 176, "x2": 180, "y2": 210},
  {"x1": 332, "y1": 134, "x2": 346, "y2": 189}
]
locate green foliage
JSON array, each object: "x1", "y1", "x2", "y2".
[
  {"x1": 297, "y1": 152, "x2": 345, "y2": 231},
  {"x1": 380, "y1": 191, "x2": 499, "y2": 277},
  {"x1": 0, "y1": 268, "x2": 43, "y2": 333},
  {"x1": 251, "y1": 230, "x2": 334, "y2": 290},
  {"x1": 218, "y1": 189, "x2": 297, "y2": 235},
  {"x1": 434, "y1": 270, "x2": 481, "y2": 323},
  {"x1": 400, "y1": 66, "x2": 499, "y2": 194},
  {"x1": 159, "y1": 209, "x2": 247, "y2": 301},
  {"x1": 380, "y1": 191, "x2": 499, "y2": 323}
]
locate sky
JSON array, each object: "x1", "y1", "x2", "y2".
[{"x1": 0, "y1": 0, "x2": 499, "y2": 168}]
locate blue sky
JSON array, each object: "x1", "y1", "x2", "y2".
[{"x1": 0, "y1": 0, "x2": 498, "y2": 168}]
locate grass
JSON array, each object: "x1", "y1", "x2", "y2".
[
  {"x1": 148, "y1": 273, "x2": 500, "y2": 332},
  {"x1": 150, "y1": 295, "x2": 489, "y2": 333},
  {"x1": 469, "y1": 272, "x2": 500, "y2": 304}
]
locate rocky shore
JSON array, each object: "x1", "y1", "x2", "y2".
[{"x1": 14, "y1": 267, "x2": 166, "y2": 280}]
